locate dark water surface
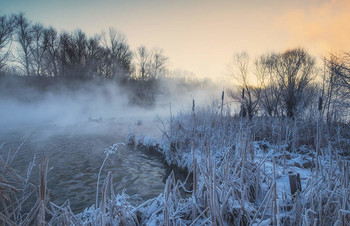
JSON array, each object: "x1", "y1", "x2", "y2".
[{"x1": 0, "y1": 121, "x2": 169, "y2": 213}]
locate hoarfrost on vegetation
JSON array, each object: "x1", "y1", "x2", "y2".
[{"x1": 1, "y1": 100, "x2": 349, "y2": 225}]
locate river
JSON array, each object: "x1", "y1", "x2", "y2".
[{"x1": 0, "y1": 119, "x2": 169, "y2": 213}]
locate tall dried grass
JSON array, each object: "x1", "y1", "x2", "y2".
[{"x1": 0, "y1": 98, "x2": 349, "y2": 225}]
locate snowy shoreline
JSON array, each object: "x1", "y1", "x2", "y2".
[
  {"x1": 1, "y1": 104, "x2": 349, "y2": 225},
  {"x1": 120, "y1": 104, "x2": 349, "y2": 225}
]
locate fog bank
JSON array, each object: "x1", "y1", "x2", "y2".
[{"x1": 0, "y1": 76, "x2": 225, "y2": 139}]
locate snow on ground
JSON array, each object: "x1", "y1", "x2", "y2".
[{"x1": 2, "y1": 101, "x2": 348, "y2": 225}]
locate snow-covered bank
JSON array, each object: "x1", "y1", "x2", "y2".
[
  {"x1": 131, "y1": 103, "x2": 350, "y2": 225},
  {"x1": 1, "y1": 102, "x2": 349, "y2": 225}
]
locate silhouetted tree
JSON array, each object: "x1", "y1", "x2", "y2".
[
  {"x1": 30, "y1": 23, "x2": 48, "y2": 76},
  {"x1": 101, "y1": 28, "x2": 133, "y2": 81},
  {"x1": 228, "y1": 52, "x2": 261, "y2": 119},
  {"x1": 0, "y1": 14, "x2": 15, "y2": 74},
  {"x1": 57, "y1": 31, "x2": 70, "y2": 78},
  {"x1": 149, "y1": 48, "x2": 168, "y2": 78},
  {"x1": 255, "y1": 55, "x2": 281, "y2": 117},
  {"x1": 70, "y1": 29, "x2": 88, "y2": 79},
  {"x1": 43, "y1": 27, "x2": 59, "y2": 77},
  {"x1": 327, "y1": 53, "x2": 350, "y2": 91},
  {"x1": 86, "y1": 35, "x2": 103, "y2": 78},
  {"x1": 135, "y1": 45, "x2": 150, "y2": 79},
  {"x1": 324, "y1": 52, "x2": 350, "y2": 122},
  {"x1": 14, "y1": 13, "x2": 33, "y2": 76},
  {"x1": 56, "y1": 30, "x2": 89, "y2": 79},
  {"x1": 265, "y1": 48, "x2": 317, "y2": 118}
]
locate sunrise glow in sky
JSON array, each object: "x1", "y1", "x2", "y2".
[{"x1": 1, "y1": 0, "x2": 349, "y2": 79}]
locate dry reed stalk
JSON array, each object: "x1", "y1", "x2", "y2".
[
  {"x1": 22, "y1": 199, "x2": 40, "y2": 225},
  {"x1": 189, "y1": 206, "x2": 209, "y2": 226},
  {"x1": 283, "y1": 126, "x2": 289, "y2": 174},
  {"x1": 273, "y1": 158, "x2": 278, "y2": 226},
  {"x1": 163, "y1": 171, "x2": 173, "y2": 226},
  {"x1": 250, "y1": 184, "x2": 274, "y2": 225},
  {"x1": 61, "y1": 207, "x2": 70, "y2": 225},
  {"x1": 38, "y1": 156, "x2": 48, "y2": 226},
  {"x1": 6, "y1": 132, "x2": 34, "y2": 167},
  {"x1": 0, "y1": 137, "x2": 35, "y2": 225},
  {"x1": 100, "y1": 171, "x2": 112, "y2": 225},
  {"x1": 0, "y1": 212, "x2": 16, "y2": 225},
  {"x1": 192, "y1": 145, "x2": 198, "y2": 221}
]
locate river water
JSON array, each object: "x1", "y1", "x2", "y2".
[{"x1": 0, "y1": 119, "x2": 169, "y2": 213}]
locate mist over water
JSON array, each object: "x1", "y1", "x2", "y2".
[
  {"x1": 0, "y1": 77, "x2": 223, "y2": 213},
  {"x1": 1, "y1": 80, "x2": 129, "y2": 130},
  {"x1": 0, "y1": 76, "x2": 223, "y2": 132}
]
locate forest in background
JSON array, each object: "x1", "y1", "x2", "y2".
[
  {"x1": 1, "y1": 13, "x2": 349, "y2": 122},
  {"x1": 0, "y1": 13, "x2": 209, "y2": 106}
]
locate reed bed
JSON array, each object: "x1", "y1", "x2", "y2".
[
  {"x1": 153, "y1": 101, "x2": 349, "y2": 225},
  {"x1": 0, "y1": 101, "x2": 349, "y2": 225}
]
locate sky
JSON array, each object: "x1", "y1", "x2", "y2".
[{"x1": 1, "y1": 0, "x2": 349, "y2": 79}]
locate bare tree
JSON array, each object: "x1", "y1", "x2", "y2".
[
  {"x1": 30, "y1": 23, "x2": 48, "y2": 76},
  {"x1": 71, "y1": 29, "x2": 88, "y2": 79},
  {"x1": 0, "y1": 14, "x2": 15, "y2": 73},
  {"x1": 228, "y1": 52, "x2": 261, "y2": 119},
  {"x1": 327, "y1": 52, "x2": 350, "y2": 90},
  {"x1": 324, "y1": 52, "x2": 350, "y2": 122},
  {"x1": 86, "y1": 34, "x2": 102, "y2": 78},
  {"x1": 255, "y1": 55, "x2": 281, "y2": 117},
  {"x1": 14, "y1": 13, "x2": 33, "y2": 76},
  {"x1": 43, "y1": 27, "x2": 59, "y2": 77},
  {"x1": 101, "y1": 28, "x2": 133, "y2": 80},
  {"x1": 56, "y1": 29, "x2": 89, "y2": 79},
  {"x1": 265, "y1": 48, "x2": 317, "y2": 118},
  {"x1": 135, "y1": 45, "x2": 150, "y2": 79},
  {"x1": 57, "y1": 31, "x2": 71, "y2": 77},
  {"x1": 149, "y1": 48, "x2": 168, "y2": 78}
]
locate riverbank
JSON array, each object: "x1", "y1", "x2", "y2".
[
  {"x1": 1, "y1": 102, "x2": 349, "y2": 225},
  {"x1": 126, "y1": 103, "x2": 350, "y2": 225}
]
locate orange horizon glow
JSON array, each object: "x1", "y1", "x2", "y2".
[{"x1": 0, "y1": 0, "x2": 349, "y2": 80}]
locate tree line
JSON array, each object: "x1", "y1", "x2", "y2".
[
  {"x1": 229, "y1": 48, "x2": 350, "y2": 124},
  {"x1": 0, "y1": 13, "x2": 168, "y2": 82},
  {"x1": 1, "y1": 13, "x2": 349, "y2": 116}
]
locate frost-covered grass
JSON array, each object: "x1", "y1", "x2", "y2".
[
  {"x1": 151, "y1": 102, "x2": 350, "y2": 225},
  {"x1": 1, "y1": 102, "x2": 349, "y2": 225}
]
